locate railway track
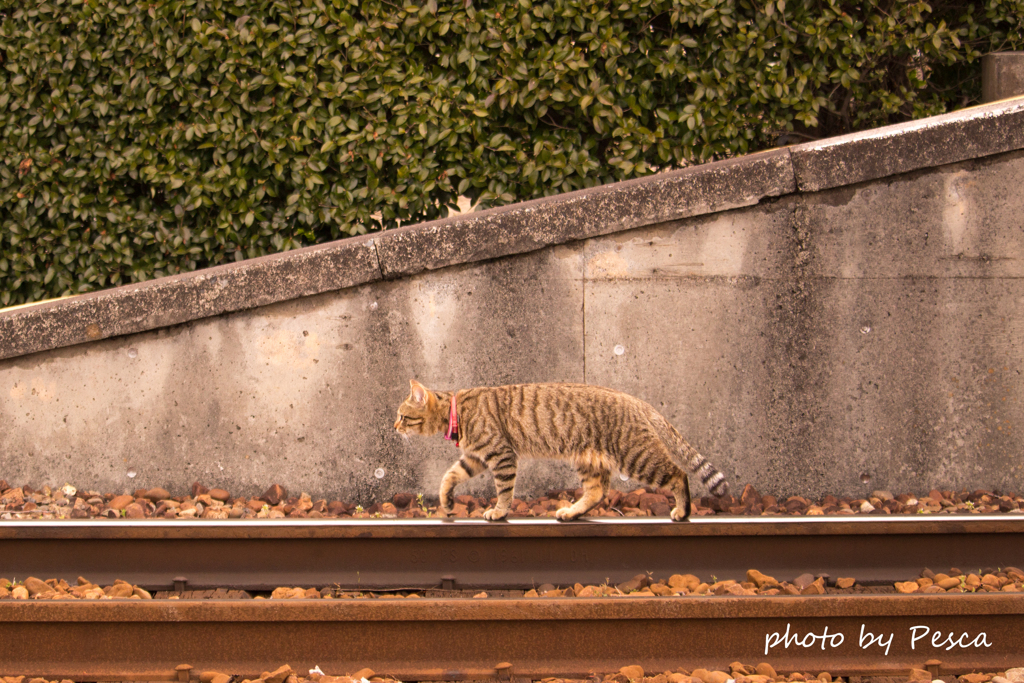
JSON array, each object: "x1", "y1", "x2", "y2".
[
  {"x1": 2, "y1": 516, "x2": 1024, "y2": 680},
  {"x1": 3, "y1": 516, "x2": 1022, "y2": 591}
]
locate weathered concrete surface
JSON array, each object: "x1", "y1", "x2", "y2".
[
  {"x1": 0, "y1": 246, "x2": 584, "y2": 500},
  {"x1": 3, "y1": 99, "x2": 1024, "y2": 501},
  {"x1": 582, "y1": 207, "x2": 793, "y2": 493},
  {"x1": 787, "y1": 154, "x2": 1024, "y2": 495},
  {"x1": 983, "y1": 52, "x2": 1024, "y2": 103},
  {"x1": 581, "y1": 151, "x2": 1024, "y2": 497}
]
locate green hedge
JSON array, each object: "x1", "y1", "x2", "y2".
[{"x1": 2, "y1": 0, "x2": 1022, "y2": 307}]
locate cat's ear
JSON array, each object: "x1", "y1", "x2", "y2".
[{"x1": 409, "y1": 379, "x2": 428, "y2": 406}]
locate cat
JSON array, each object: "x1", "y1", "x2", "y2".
[{"x1": 393, "y1": 379, "x2": 728, "y2": 521}]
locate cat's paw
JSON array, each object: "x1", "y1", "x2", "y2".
[
  {"x1": 555, "y1": 506, "x2": 581, "y2": 521},
  {"x1": 483, "y1": 507, "x2": 509, "y2": 521},
  {"x1": 670, "y1": 506, "x2": 690, "y2": 522}
]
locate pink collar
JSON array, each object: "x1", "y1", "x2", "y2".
[{"x1": 444, "y1": 394, "x2": 459, "y2": 447}]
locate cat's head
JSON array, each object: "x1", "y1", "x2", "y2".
[{"x1": 394, "y1": 379, "x2": 446, "y2": 436}]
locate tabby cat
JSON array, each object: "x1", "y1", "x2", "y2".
[{"x1": 393, "y1": 380, "x2": 728, "y2": 521}]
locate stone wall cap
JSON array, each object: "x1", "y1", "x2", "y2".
[
  {"x1": 375, "y1": 148, "x2": 795, "y2": 279},
  {"x1": 0, "y1": 235, "x2": 380, "y2": 361},
  {"x1": 4, "y1": 96, "x2": 1024, "y2": 360},
  {"x1": 791, "y1": 96, "x2": 1024, "y2": 192}
]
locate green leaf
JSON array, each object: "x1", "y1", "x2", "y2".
[{"x1": 0, "y1": 0, "x2": 1019, "y2": 307}]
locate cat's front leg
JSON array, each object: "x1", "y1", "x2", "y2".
[
  {"x1": 482, "y1": 447, "x2": 518, "y2": 521},
  {"x1": 439, "y1": 455, "x2": 486, "y2": 517}
]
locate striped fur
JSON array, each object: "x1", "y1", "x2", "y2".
[{"x1": 394, "y1": 380, "x2": 728, "y2": 522}]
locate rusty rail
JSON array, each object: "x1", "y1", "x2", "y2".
[
  {"x1": 1, "y1": 595, "x2": 1022, "y2": 680},
  {"x1": 1, "y1": 516, "x2": 1022, "y2": 591}
]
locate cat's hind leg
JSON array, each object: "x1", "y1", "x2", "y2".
[
  {"x1": 439, "y1": 455, "x2": 486, "y2": 517},
  {"x1": 665, "y1": 469, "x2": 692, "y2": 521},
  {"x1": 624, "y1": 438, "x2": 691, "y2": 521},
  {"x1": 556, "y1": 453, "x2": 611, "y2": 521}
]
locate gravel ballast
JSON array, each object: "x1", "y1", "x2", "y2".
[
  {"x1": 1, "y1": 480, "x2": 1022, "y2": 521},
  {"x1": 3, "y1": 566, "x2": 1022, "y2": 601},
  {"x1": 1, "y1": 663, "x2": 1023, "y2": 683}
]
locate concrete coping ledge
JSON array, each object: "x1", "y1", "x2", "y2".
[{"x1": 2, "y1": 96, "x2": 1024, "y2": 362}]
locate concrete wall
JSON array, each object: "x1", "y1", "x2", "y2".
[{"x1": 3, "y1": 98, "x2": 1024, "y2": 501}]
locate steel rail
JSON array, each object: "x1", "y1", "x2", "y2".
[
  {"x1": 1, "y1": 595, "x2": 1022, "y2": 680},
  {"x1": 1, "y1": 516, "x2": 1022, "y2": 591}
]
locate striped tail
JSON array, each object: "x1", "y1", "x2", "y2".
[
  {"x1": 688, "y1": 449, "x2": 729, "y2": 496},
  {"x1": 648, "y1": 410, "x2": 729, "y2": 496}
]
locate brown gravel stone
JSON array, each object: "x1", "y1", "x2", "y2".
[
  {"x1": 960, "y1": 675, "x2": 990, "y2": 683},
  {"x1": 124, "y1": 503, "x2": 146, "y2": 519},
  {"x1": 792, "y1": 573, "x2": 816, "y2": 591},
  {"x1": 702, "y1": 673, "x2": 732, "y2": 683},
  {"x1": 391, "y1": 492, "x2": 414, "y2": 509},
  {"x1": 618, "y1": 666, "x2": 644, "y2": 681},
  {"x1": 754, "y1": 664, "x2": 777, "y2": 679},
  {"x1": 1, "y1": 487, "x2": 24, "y2": 505},
  {"x1": 208, "y1": 488, "x2": 231, "y2": 502},
  {"x1": 23, "y1": 576, "x2": 51, "y2": 597},
  {"x1": 260, "y1": 484, "x2": 287, "y2": 506},
  {"x1": 668, "y1": 574, "x2": 700, "y2": 592},
  {"x1": 105, "y1": 582, "x2": 135, "y2": 598},
  {"x1": 835, "y1": 577, "x2": 856, "y2": 589},
  {"x1": 143, "y1": 487, "x2": 170, "y2": 501},
  {"x1": 746, "y1": 569, "x2": 779, "y2": 589},
  {"x1": 895, "y1": 581, "x2": 920, "y2": 594},
  {"x1": 350, "y1": 669, "x2": 375, "y2": 681},
  {"x1": 616, "y1": 577, "x2": 645, "y2": 593},
  {"x1": 12, "y1": 585, "x2": 29, "y2": 599},
  {"x1": 108, "y1": 494, "x2": 134, "y2": 510},
  {"x1": 263, "y1": 665, "x2": 293, "y2": 683},
  {"x1": 729, "y1": 663, "x2": 753, "y2": 676},
  {"x1": 982, "y1": 574, "x2": 1002, "y2": 588}
]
